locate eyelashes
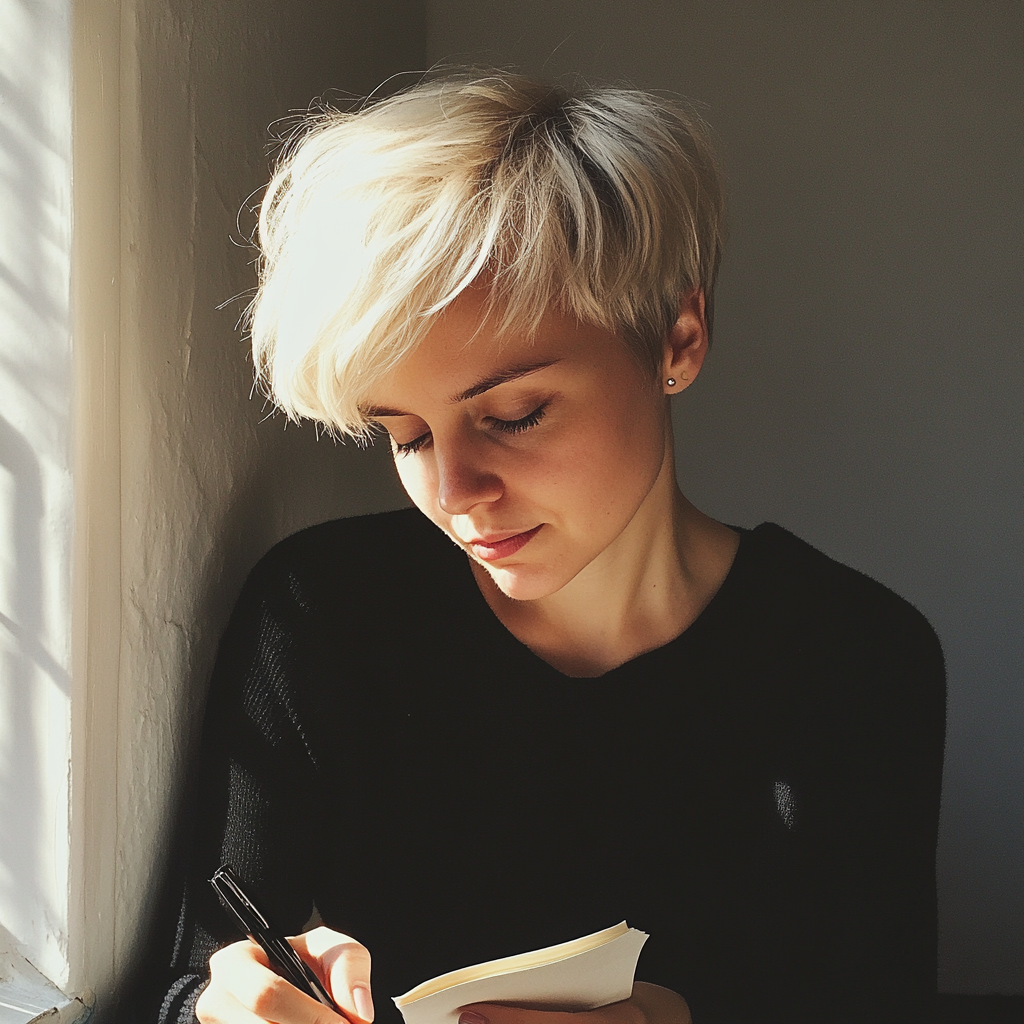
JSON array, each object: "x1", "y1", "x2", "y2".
[
  {"x1": 494, "y1": 404, "x2": 547, "y2": 435},
  {"x1": 392, "y1": 404, "x2": 549, "y2": 456},
  {"x1": 392, "y1": 432, "x2": 430, "y2": 456}
]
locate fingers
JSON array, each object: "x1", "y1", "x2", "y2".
[
  {"x1": 457, "y1": 1001, "x2": 643, "y2": 1024},
  {"x1": 198, "y1": 936, "x2": 354, "y2": 1024},
  {"x1": 292, "y1": 927, "x2": 375, "y2": 1023},
  {"x1": 457, "y1": 983, "x2": 690, "y2": 1024},
  {"x1": 629, "y1": 983, "x2": 692, "y2": 1024},
  {"x1": 195, "y1": 983, "x2": 279, "y2": 1024}
]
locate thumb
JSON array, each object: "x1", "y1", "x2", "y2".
[{"x1": 293, "y1": 926, "x2": 375, "y2": 1023}]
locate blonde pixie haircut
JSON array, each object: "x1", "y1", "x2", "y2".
[{"x1": 250, "y1": 70, "x2": 725, "y2": 439}]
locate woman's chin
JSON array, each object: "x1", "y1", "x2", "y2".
[{"x1": 474, "y1": 560, "x2": 567, "y2": 603}]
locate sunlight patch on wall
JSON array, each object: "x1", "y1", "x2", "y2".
[{"x1": 0, "y1": 0, "x2": 74, "y2": 989}]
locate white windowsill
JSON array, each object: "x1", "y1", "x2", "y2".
[{"x1": 0, "y1": 933, "x2": 91, "y2": 1024}]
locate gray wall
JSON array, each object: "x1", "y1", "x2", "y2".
[{"x1": 426, "y1": 0, "x2": 1023, "y2": 996}]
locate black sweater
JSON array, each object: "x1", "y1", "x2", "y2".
[{"x1": 155, "y1": 509, "x2": 945, "y2": 1024}]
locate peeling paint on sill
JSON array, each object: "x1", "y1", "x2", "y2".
[{"x1": 0, "y1": 939, "x2": 91, "y2": 1024}]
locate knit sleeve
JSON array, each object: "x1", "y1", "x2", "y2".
[
  {"x1": 150, "y1": 547, "x2": 327, "y2": 1024},
  {"x1": 744, "y1": 526, "x2": 948, "y2": 1023},
  {"x1": 820, "y1": 588, "x2": 947, "y2": 1023}
]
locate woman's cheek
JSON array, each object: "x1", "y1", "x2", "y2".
[{"x1": 395, "y1": 457, "x2": 435, "y2": 511}]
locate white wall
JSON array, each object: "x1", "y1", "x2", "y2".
[
  {"x1": 107, "y1": 0, "x2": 421, "y2": 1010},
  {"x1": 426, "y1": 0, "x2": 1023, "y2": 996},
  {"x1": 65, "y1": 0, "x2": 421, "y2": 1015},
  {"x1": 0, "y1": 0, "x2": 74, "y2": 988}
]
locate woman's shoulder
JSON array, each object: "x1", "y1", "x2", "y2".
[
  {"x1": 233, "y1": 507, "x2": 460, "y2": 625},
  {"x1": 254, "y1": 507, "x2": 449, "y2": 580},
  {"x1": 267, "y1": 505, "x2": 440, "y2": 556},
  {"x1": 737, "y1": 522, "x2": 944, "y2": 670},
  {"x1": 730, "y1": 522, "x2": 946, "y2": 766}
]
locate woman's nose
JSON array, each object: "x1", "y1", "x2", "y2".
[{"x1": 435, "y1": 442, "x2": 503, "y2": 515}]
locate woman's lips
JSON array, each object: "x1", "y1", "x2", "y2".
[{"x1": 466, "y1": 525, "x2": 543, "y2": 561}]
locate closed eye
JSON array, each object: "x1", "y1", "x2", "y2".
[
  {"x1": 392, "y1": 430, "x2": 430, "y2": 456},
  {"x1": 390, "y1": 403, "x2": 549, "y2": 457},
  {"x1": 488, "y1": 403, "x2": 548, "y2": 435}
]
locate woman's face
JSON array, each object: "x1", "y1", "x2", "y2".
[{"x1": 365, "y1": 289, "x2": 679, "y2": 602}]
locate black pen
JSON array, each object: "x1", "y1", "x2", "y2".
[{"x1": 210, "y1": 863, "x2": 350, "y2": 1020}]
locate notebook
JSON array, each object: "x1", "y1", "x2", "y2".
[{"x1": 393, "y1": 922, "x2": 648, "y2": 1024}]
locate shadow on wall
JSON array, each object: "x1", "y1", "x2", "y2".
[
  {"x1": 115, "y1": 425, "x2": 409, "y2": 1017},
  {"x1": 102, "y1": 1, "x2": 427, "y2": 1009}
]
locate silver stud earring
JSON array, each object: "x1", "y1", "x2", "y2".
[{"x1": 666, "y1": 377, "x2": 677, "y2": 387}]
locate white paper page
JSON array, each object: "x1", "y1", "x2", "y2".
[{"x1": 393, "y1": 929, "x2": 649, "y2": 1024}]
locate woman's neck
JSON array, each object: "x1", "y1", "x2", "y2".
[{"x1": 470, "y1": 453, "x2": 740, "y2": 678}]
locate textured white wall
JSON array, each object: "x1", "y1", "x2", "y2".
[
  {"x1": 0, "y1": 0, "x2": 74, "y2": 988},
  {"x1": 104, "y1": 0, "x2": 419, "y2": 1012},
  {"x1": 427, "y1": 0, "x2": 1023, "y2": 996}
]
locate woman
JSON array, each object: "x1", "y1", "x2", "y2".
[{"x1": 156, "y1": 72, "x2": 945, "y2": 1024}]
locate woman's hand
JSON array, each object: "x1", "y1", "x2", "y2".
[
  {"x1": 195, "y1": 927, "x2": 375, "y2": 1024},
  {"x1": 457, "y1": 982, "x2": 691, "y2": 1024}
]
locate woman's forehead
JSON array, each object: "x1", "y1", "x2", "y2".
[
  {"x1": 361, "y1": 288, "x2": 637, "y2": 415},
  {"x1": 362, "y1": 334, "x2": 562, "y2": 416}
]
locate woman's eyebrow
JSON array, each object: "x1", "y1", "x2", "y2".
[
  {"x1": 448, "y1": 359, "x2": 560, "y2": 404},
  {"x1": 363, "y1": 405, "x2": 410, "y2": 418},
  {"x1": 361, "y1": 359, "x2": 560, "y2": 419}
]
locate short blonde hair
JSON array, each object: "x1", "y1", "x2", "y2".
[{"x1": 249, "y1": 70, "x2": 725, "y2": 438}]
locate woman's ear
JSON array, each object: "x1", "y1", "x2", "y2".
[{"x1": 662, "y1": 288, "x2": 709, "y2": 394}]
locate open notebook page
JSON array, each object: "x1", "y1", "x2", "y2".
[{"x1": 393, "y1": 923, "x2": 649, "y2": 1024}]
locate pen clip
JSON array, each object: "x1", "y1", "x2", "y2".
[{"x1": 210, "y1": 865, "x2": 273, "y2": 933}]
